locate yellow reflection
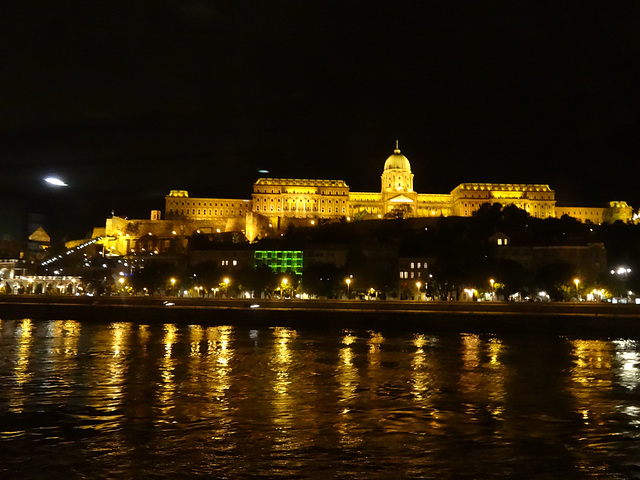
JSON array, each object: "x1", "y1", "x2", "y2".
[
  {"x1": 485, "y1": 338, "x2": 505, "y2": 419},
  {"x1": 52, "y1": 320, "x2": 79, "y2": 355},
  {"x1": 14, "y1": 319, "x2": 33, "y2": 386},
  {"x1": 205, "y1": 325, "x2": 233, "y2": 398},
  {"x1": 189, "y1": 324, "x2": 205, "y2": 356},
  {"x1": 49, "y1": 320, "x2": 81, "y2": 402},
  {"x1": 10, "y1": 319, "x2": 34, "y2": 413},
  {"x1": 459, "y1": 334, "x2": 481, "y2": 396},
  {"x1": 270, "y1": 327, "x2": 299, "y2": 452},
  {"x1": 411, "y1": 334, "x2": 429, "y2": 402},
  {"x1": 86, "y1": 322, "x2": 131, "y2": 415},
  {"x1": 272, "y1": 326, "x2": 296, "y2": 395},
  {"x1": 159, "y1": 324, "x2": 178, "y2": 417},
  {"x1": 459, "y1": 335, "x2": 506, "y2": 421},
  {"x1": 163, "y1": 323, "x2": 177, "y2": 358},
  {"x1": 488, "y1": 337, "x2": 503, "y2": 366},
  {"x1": 337, "y1": 333, "x2": 361, "y2": 447},
  {"x1": 367, "y1": 331, "x2": 384, "y2": 368},
  {"x1": 342, "y1": 330, "x2": 357, "y2": 346},
  {"x1": 138, "y1": 324, "x2": 150, "y2": 354},
  {"x1": 570, "y1": 339, "x2": 615, "y2": 425}
]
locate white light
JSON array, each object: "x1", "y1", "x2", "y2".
[{"x1": 44, "y1": 177, "x2": 68, "y2": 187}]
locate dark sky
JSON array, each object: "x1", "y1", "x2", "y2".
[{"x1": 2, "y1": 1, "x2": 639, "y2": 240}]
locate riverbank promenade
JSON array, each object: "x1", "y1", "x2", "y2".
[{"x1": 1, "y1": 295, "x2": 640, "y2": 336}]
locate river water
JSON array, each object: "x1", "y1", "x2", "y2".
[{"x1": 1, "y1": 318, "x2": 640, "y2": 479}]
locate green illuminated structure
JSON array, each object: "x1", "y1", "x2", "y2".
[{"x1": 254, "y1": 250, "x2": 303, "y2": 275}]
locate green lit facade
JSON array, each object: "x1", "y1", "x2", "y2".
[{"x1": 254, "y1": 250, "x2": 304, "y2": 275}]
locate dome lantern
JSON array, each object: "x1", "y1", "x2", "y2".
[{"x1": 383, "y1": 140, "x2": 411, "y2": 171}]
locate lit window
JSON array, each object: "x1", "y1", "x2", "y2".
[
  {"x1": 232, "y1": 260, "x2": 237, "y2": 266},
  {"x1": 410, "y1": 262, "x2": 414, "y2": 269},
  {"x1": 417, "y1": 262, "x2": 421, "y2": 269}
]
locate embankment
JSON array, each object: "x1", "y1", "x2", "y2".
[{"x1": 1, "y1": 295, "x2": 640, "y2": 336}]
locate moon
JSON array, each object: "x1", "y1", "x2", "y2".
[{"x1": 44, "y1": 176, "x2": 68, "y2": 187}]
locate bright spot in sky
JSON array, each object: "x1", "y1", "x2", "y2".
[
  {"x1": 258, "y1": 169, "x2": 270, "y2": 174},
  {"x1": 44, "y1": 176, "x2": 68, "y2": 187}
]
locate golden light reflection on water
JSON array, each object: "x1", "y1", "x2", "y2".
[
  {"x1": 270, "y1": 327, "x2": 301, "y2": 454},
  {"x1": 272, "y1": 326, "x2": 296, "y2": 396},
  {"x1": 205, "y1": 325, "x2": 234, "y2": 399},
  {"x1": 367, "y1": 331, "x2": 384, "y2": 369},
  {"x1": 571, "y1": 339, "x2": 614, "y2": 392},
  {"x1": 568, "y1": 339, "x2": 621, "y2": 476},
  {"x1": 86, "y1": 322, "x2": 131, "y2": 415},
  {"x1": 411, "y1": 334, "x2": 430, "y2": 403},
  {"x1": 337, "y1": 331, "x2": 361, "y2": 447},
  {"x1": 2, "y1": 320, "x2": 640, "y2": 478},
  {"x1": 485, "y1": 338, "x2": 506, "y2": 419},
  {"x1": 10, "y1": 318, "x2": 34, "y2": 413},
  {"x1": 459, "y1": 334, "x2": 506, "y2": 422},
  {"x1": 52, "y1": 320, "x2": 81, "y2": 357},
  {"x1": 158, "y1": 323, "x2": 178, "y2": 418},
  {"x1": 460, "y1": 334, "x2": 481, "y2": 395},
  {"x1": 570, "y1": 339, "x2": 617, "y2": 432},
  {"x1": 137, "y1": 324, "x2": 150, "y2": 354},
  {"x1": 189, "y1": 324, "x2": 204, "y2": 356},
  {"x1": 49, "y1": 320, "x2": 81, "y2": 402}
]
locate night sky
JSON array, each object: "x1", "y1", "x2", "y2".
[{"x1": 2, "y1": 1, "x2": 639, "y2": 240}]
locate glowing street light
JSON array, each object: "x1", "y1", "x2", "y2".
[
  {"x1": 416, "y1": 281, "x2": 422, "y2": 301},
  {"x1": 574, "y1": 278, "x2": 580, "y2": 301},
  {"x1": 345, "y1": 277, "x2": 351, "y2": 299}
]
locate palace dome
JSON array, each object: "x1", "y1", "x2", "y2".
[{"x1": 383, "y1": 143, "x2": 411, "y2": 171}]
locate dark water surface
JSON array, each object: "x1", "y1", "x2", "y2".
[{"x1": 1, "y1": 318, "x2": 640, "y2": 479}]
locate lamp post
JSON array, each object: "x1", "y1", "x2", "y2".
[
  {"x1": 170, "y1": 277, "x2": 176, "y2": 296},
  {"x1": 490, "y1": 278, "x2": 495, "y2": 301},
  {"x1": 574, "y1": 278, "x2": 580, "y2": 302},
  {"x1": 223, "y1": 277, "x2": 230, "y2": 297},
  {"x1": 416, "y1": 281, "x2": 421, "y2": 300},
  {"x1": 282, "y1": 277, "x2": 288, "y2": 299},
  {"x1": 345, "y1": 278, "x2": 351, "y2": 299}
]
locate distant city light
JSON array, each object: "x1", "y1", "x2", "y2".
[
  {"x1": 258, "y1": 169, "x2": 270, "y2": 174},
  {"x1": 44, "y1": 176, "x2": 68, "y2": 187}
]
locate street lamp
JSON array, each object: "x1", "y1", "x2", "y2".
[
  {"x1": 345, "y1": 278, "x2": 351, "y2": 299},
  {"x1": 170, "y1": 277, "x2": 176, "y2": 296},
  {"x1": 490, "y1": 278, "x2": 495, "y2": 300},
  {"x1": 416, "y1": 281, "x2": 421, "y2": 300},
  {"x1": 574, "y1": 278, "x2": 580, "y2": 301}
]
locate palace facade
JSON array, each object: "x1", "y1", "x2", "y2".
[
  {"x1": 96, "y1": 143, "x2": 634, "y2": 254},
  {"x1": 164, "y1": 142, "x2": 632, "y2": 229}
]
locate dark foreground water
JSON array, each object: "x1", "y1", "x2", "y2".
[{"x1": 1, "y1": 318, "x2": 640, "y2": 479}]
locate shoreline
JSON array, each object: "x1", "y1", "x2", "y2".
[{"x1": 1, "y1": 295, "x2": 640, "y2": 336}]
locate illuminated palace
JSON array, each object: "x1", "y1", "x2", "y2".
[{"x1": 97, "y1": 143, "x2": 633, "y2": 253}]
